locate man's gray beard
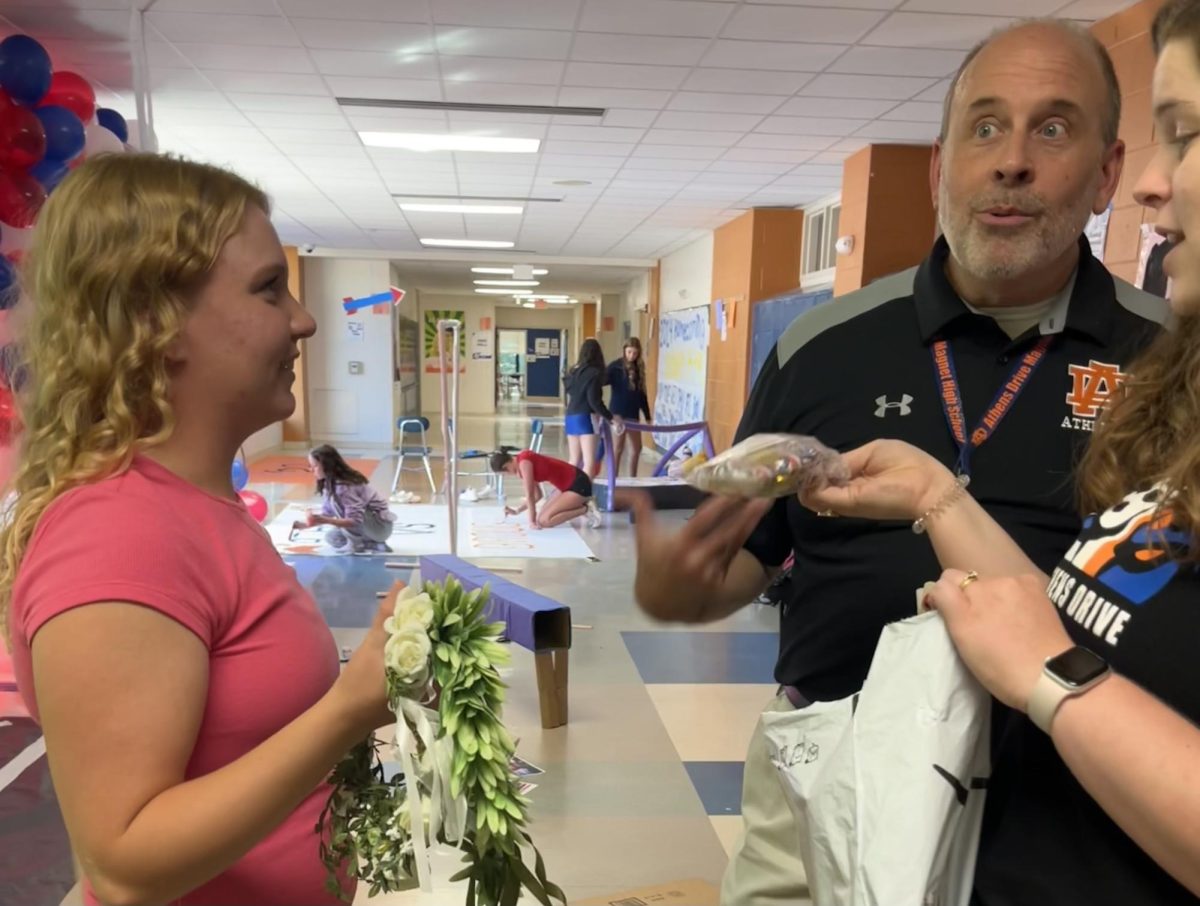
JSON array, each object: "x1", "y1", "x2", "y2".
[{"x1": 937, "y1": 174, "x2": 1096, "y2": 283}]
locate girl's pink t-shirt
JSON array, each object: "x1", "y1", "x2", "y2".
[{"x1": 10, "y1": 456, "x2": 351, "y2": 905}]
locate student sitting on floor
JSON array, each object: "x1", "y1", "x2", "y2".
[
  {"x1": 490, "y1": 449, "x2": 602, "y2": 529},
  {"x1": 304, "y1": 444, "x2": 396, "y2": 553}
]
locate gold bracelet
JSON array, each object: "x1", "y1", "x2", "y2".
[{"x1": 912, "y1": 473, "x2": 971, "y2": 535}]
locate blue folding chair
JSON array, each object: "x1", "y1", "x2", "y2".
[{"x1": 392, "y1": 417, "x2": 437, "y2": 496}]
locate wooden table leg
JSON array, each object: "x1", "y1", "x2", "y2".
[{"x1": 534, "y1": 649, "x2": 569, "y2": 729}]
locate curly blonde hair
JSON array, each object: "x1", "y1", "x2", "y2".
[{"x1": 0, "y1": 153, "x2": 267, "y2": 639}]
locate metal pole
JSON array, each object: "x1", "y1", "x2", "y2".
[{"x1": 436, "y1": 319, "x2": 462, "y2": 556}]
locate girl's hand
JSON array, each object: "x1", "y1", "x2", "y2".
[
  {"x1": 330, "y1": 582, "x2": 406, "y2": 734},
  {"x1": 801, "y1": 439, "x2": 956, "y2": 522},
  {"x1": 305, "y1": 509, "x2": 323, "y2": 527}
]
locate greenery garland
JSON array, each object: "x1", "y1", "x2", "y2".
[{"x1": 319, "y1": 578, "x2": 566, "y2": 906}]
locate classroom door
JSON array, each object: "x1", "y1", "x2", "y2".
[{"x1": 525, "y1": 328, "x2": 562, "y2": 399}]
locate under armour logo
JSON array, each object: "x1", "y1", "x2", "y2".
[{"x1": 875, "y1": 394, "x2": 913, "y2": 418}]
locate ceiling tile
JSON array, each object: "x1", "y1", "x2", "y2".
[
  {"x1": 1053, "y1": 0, "x2": 1130, "y2": 16},
  {"x1": 654, "y1": 111, "x2": 766, "y2": 131},
  {"x1": 862, "y1": 12, "x2": 1014, "y2": 50},
  {"x1": 564, "y1": 62, "x2": 689, "y2": 90},
  {"x1": 151, "y1": 0, "x2": 280, "y2": 12},
  {"x1": 900, "y1": 0, "x2": 1055, "y2": 13},
  {"x1": 629, "y1": 145, "x2": 723, "y2": 161},
  {"x1": 721, "y1": 147, "x2": 817, "y2": 163},
  {"x1": 175, "y1": 43, "x2": 317, "y2": 74},
  {"x1": 744, "y1": 0, "x2": 901, "y2": 7},
  {"x1": 244, "y1": 111, "x2": 349, "y2": 130},
  {"x1": 722, "y1": 6, "x2": 885, "y2": 43},
  {"x1": 228, "y1": 92, "x2": 341, "y2": 113},
  {"x1": 579, "y1": 0, "x2": 733, "y2": 38},
  {"x1": 435, "y1": 27, "x2": 574, "y2": 59},
  {"x1": 681, "y1": 68, "x2": 812, "y2": 95},
  {"x1": 914, "y1": 78, "x2": 952, "y2": 103},
  {"x1": 147, "y1": 11, "x2": 299, "y2": 46},
  {"x1": 558, "y1": 87, "x2": 672, "y2": 110},
  {"x1": 261, "y1": 126, "x2": 364, "y2": 147},
  {"x1": 204, "y1": 71, "x2": 330, "y2": 94},
  {"x1": 603, "y1": 109, "x2": 661, "y2": 127},
  {"x1": 309, "y1": 50, "x2": 440, "y2": 79},
  {"x1": 756, "y1": 115, "x2": 871, "y2": 135},
  {"x1": 325, "y1": 76, "x2": 444, "y2": 100},
  {"x1": 617, "y1": 158, "x2": 711, "y2": 171},
  {"x1": 431, "y1": 0, "x2": 583, "y2": 30},
  {"x1": 443, "y1": 82, "x2": 560, "y2": 106},
  {"x1": 701, "y1": 40, "x2": 845, "y2": 71},
  {"x1": 0, "y1": 7, "x2": 130, "y2": 40},
  {"x1": 548, "y1": 125, "x2": 647, "y2": 142},
  {"x1": 149, "y1": 88, "x2": 236, "y2": 110},
  {"x1": 279, "y1": 0, "x2": 427, "y2": 20},
  {"x1": 773, "y1": 96, "x2": 898, "y2": 118},
  {"x1": 799, "y1": 73, "x2": 935, "y2": 99},
  {"x1": 881, "y1": 100, "x2": 942, "y2": 122},
  {"x1": 738, "y1": 133, "x2": 837, "y2": 150},
  {"x1": 292, "y1": 19, "x2": 435, "y2": 53},
  {"x1": 854, "y1": 119, "x2": 936, "y2": 140},
  {"x1": 571, "y1": 33, "x2": 710, "y2": 67},
  {"x1": 542, "y1": 140, "x2": 636, "y2": 156},
  {"x1": 830, "y1": 46, "x2": 963, "y2": 77},
  {"x1": 440, "y1": 57, "x2": 565, "y2": 85},
  {"x1": 642, "y1": 129, "x2": 742, "y2": 147},
  {"x1": 667, "y1": 92, "x2": 783, "y2": 114}
]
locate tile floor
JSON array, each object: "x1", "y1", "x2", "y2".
[{"x1": 6, "y1": 402, "x2": 785, "y2": 906}]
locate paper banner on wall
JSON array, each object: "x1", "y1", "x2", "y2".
[
  {"x1": 481, "y1": 316, "x2": 492, "y2": 330},
  {"x1": 1084, "y1": 206, "x2": 1112, "y2": 263},
  {"x1": 654, "y1": 305, "x2": 709, "y2": 451},
  {"x1": 602, "y1": 315, "x2": 616, "y2": 332},
  {"x1": 549, "y1": 339, "x2": 559, "y2": 355},
  {"x1": 423, "y1": 310, "x2": 467, "y2": 373},
  {"x1": 714, "y1": 299, "x2": 727, "y2": 342},
  {"x1": 471, "y1": 330, "x2": 494, "y2": 360},
  {"x1": 346, "y1": 319, "x2": 365, "y2": 343},
  {"x1": 1136, "y1": 224, "x2": 1172, "y2": 300},
  {"x1": 535, "y1": 338, "x2": 550, "y2": 354}
]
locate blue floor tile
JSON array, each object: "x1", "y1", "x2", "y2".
[
  {"x1": 621, "y1": 631, "x2": 778, "y2": 684},
  {"x1": 285, "y1": 555, "x2": 414, "y2": 628},
  {"x1": 683, "y1": 761, "x2": 746, "y2": 816}
]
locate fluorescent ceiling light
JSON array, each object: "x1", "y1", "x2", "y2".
[
  {"x1": 360, "y1": 132, "x2": 539, "y2": 153},
  {"x1": 513, "y1": 294, "x2": 569, "y2": 301},
  {"x1": 475, "y1": 288, "x2": 522, "y2": 294},
  {"x1": 420, "y1": 238, "x2": 515, "y2": 249},
  {"x1": 474, "y1": 280, "x2": 540, "y2": 287},
  {"x1": 472, "y1": 267, "x2": 549, "y2": 275},
  {"x1": 400, "y1": 203, "x2": 523, "y2": 215},
  {"x1": 521, "y1": 302, "x2": 537, "y2": 308}
]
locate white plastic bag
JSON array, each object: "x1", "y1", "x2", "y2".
[{"x1": 762, "y1": 612, "x2": 991, "y2": 906}]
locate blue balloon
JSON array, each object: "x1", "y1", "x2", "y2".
[
  {"x1": 95, "y1": 107, "x2": 128, "y2": 143},
  {"x1": 34, "y1": 105, "x2": 85, "y2": 162},
  {"x1": 231, "y1": 458, "x2": 249, "y2": 491},
  {"x1": 0, "y1": 256, "x2": 15, "y2": 308},
  {"x1": 0, "y1": 35, "x2": 52, "y2": 106},
  {"x1": 30, "y1": 157, "x2": 69, "y2": 193}
]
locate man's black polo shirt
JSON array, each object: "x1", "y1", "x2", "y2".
[{"x1": 740, "y1": 236, "x2": 1167, "y2": 701}]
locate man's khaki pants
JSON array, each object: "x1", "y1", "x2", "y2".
[{"x1": 720, "y1": 693, "x2": 812, "y2": 906}]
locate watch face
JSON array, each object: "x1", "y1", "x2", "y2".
[{"x1": 1046, "y1": 646, "x2": 1109, "y2": 688}]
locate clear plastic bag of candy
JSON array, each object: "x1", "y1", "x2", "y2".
[{"x1": 684, "y1": 433, "x2": 849, "y2": 499}]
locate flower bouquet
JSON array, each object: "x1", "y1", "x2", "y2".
[{"x1": 319, "y1": 579, "x2": 565, "y2": 906}]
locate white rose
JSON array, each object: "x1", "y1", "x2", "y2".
[
  {"x1": 385, "y1": 625, "x2": 431, "y2": 687},
  {"x1": 396, "y1": 592, "x2": 435, "y2": 631}
]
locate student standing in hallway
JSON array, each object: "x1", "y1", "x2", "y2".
[
  {"x1": 630, "y1": 20, "x2": 1168, "y2": 906},
  {"x1": 563, "y1": 338, "x2": 618, "y2": 478},
  {"x1": 606, "y1": 338, "x2": 652, "y2": 477}
]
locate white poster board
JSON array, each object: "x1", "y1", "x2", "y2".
[
  {"x1": 654, "y1": 305, "x2": 709, "y2": 451},
  {"x1": 471, "y1": 330, "x2": 493, "y2": 360}
]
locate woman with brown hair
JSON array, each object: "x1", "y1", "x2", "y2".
[
  {"x1": 785, "y1": 6, "x2": 1200, "y2": 902},
  {"x1": 605, "y1": 337, "x2": 652, "y2": 476}
]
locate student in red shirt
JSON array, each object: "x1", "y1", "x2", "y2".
[
  {"x1": 490, "y1": 449, "x2": 602, "y2": 529},
  {"x1": 1, "y1": 154, "x2": 395, "y2": 906}
]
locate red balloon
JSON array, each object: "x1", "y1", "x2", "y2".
[
  {"x1": 0, "y1": 167, "x2": 45, "y2": 228},
  {"x1": 0, "y1": 101, "x2": 45, "y2": 170},
  {"x1": 238, "y1": 489, "x2": 269, "y2": 523},
  {"x1": 40, "y1": 70, "x2": 95, "y2": 123}
]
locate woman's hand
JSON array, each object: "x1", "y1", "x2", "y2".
[
  {"x1": 801, "y1": 439, "x2": 956, "y2": 522},
  {"x1": 305, "y1": 509, "x2": 324, "y2": 527},
  {"x1": 330, "y1": 582, "x2": 405, "y2": 735},
  {"x1": 925, "y1": 569, "x2": 1073, "y2": 711}
]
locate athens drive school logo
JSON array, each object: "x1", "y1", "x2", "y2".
[{"x1": 1063, "y1": 360, "x2": 1126, "y2": 432}]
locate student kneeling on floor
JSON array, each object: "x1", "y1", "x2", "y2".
[
  {"x1": 304, "y1": 444, "x2": 396, "y2": 552},
  {"x1": 490, "y1": 449, "x2": 602, "y2": 529}
]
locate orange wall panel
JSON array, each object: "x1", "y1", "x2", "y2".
[{"x1": 582, "y1": 302, "x2": 597, "y2": 339}]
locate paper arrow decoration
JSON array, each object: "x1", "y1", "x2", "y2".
[{"x1": 343, "y1": 286, "x2": 405, "y2": 314}]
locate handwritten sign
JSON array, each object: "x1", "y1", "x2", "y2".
[{"x1": 654, "y1": 306, "x2": 709, "y2": 450}]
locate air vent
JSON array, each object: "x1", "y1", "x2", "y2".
[{"x1": 337, "y1": 98, "x2": 605, "y2": 118}]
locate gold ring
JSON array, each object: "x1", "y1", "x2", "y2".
[
  {"x1": 817, "y1": 509, "x2": 837, "y2": 518},
  {"x1": 958, "y1": 570, "x2": 979, "y2": 591}
]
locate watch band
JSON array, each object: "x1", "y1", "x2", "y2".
[{"x1": 1027, "y1": 671, "x2": 1071, "y2": 734}]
